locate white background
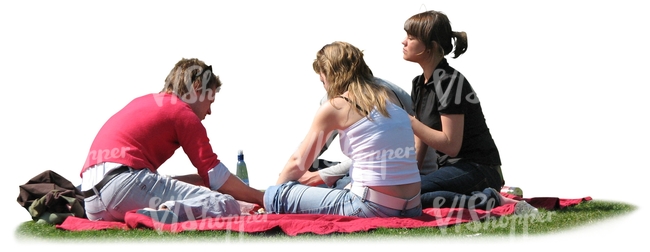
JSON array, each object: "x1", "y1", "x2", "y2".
[{"x1": 2, "y1": 0, "x2": 648, "y2": 250}]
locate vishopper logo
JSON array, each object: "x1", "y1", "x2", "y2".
[
  {"x1": 430, "y1": 68, "x2": 479, "y2": 106},
  {"x1": 154, "y1": 65, "x2": 218, "y2": 107},
  {"x1": 472, "y1": 212, "x2": 555, "y2": 237},
  {"x1": 429, "y1": 196, "x2": 554, "y2": 236},
  {"x1": 145, "y1": 196, "x2": 268, "y2": 236},
  {"x1": 149, "y1": 212, "x2": 268, "y2": 234},
  {"x1": 85, "y1": 147, "x2": 131, "y2": 167},
  {"x1": 350, "y1": 146, "x2": 415, "y2": 180},
  {"x1": 300, "y1": 130, "x2": 416, "y2": 177}
]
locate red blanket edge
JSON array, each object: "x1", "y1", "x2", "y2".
[{"x1": 55, "y1": 196, "x2": 591, "y2": 236}]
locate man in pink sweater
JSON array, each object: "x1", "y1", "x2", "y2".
[{"x1": 79, "y1": 58, "x2": 262, "y2": 223}]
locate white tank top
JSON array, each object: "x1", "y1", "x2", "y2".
[{"x1": 339, "y1": 101, "x2": 421, "y2": 186}]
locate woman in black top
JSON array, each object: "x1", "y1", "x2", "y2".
[{"x1": 402, "y1": 10, "x2": 511, "y2": 210}]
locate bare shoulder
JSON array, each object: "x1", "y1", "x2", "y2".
[
  {"x1": 313, "y1": 96, "x2": 351, "y2": 128},
  {"x1": 318, "y1": 96, "x2": 350, "y2": 113}
]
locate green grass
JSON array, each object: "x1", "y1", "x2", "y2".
[{"x1": 14, "y1": 200, "x2": 635, "y2": 243}]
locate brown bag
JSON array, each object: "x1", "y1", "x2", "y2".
[{"x1": 17, "y1": 170, "x2": 85, "y2": 224}]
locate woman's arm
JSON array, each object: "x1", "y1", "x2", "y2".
[
  {"x1": 276, "y1": 103, "x2": 338, "y2": 185},
  {"x1": 410, "y1": 114, "x2": 464, "y2": 157},
  {"x1": 414, "y1": 134, "x2": 428, "y2": 170},
  {"x1": 299, "y1": 158, "x2": 352, "y2": 187}
]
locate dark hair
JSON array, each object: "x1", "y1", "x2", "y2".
[{"x1": 404, "y1": 10, "x2": 468, "y2": 58}]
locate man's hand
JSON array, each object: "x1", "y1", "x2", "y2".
[
  {"x1": 171, "y1": 174, "x2": 206, "y2": 187},
  {"x1": 217, "y1": 174, "x2": 264, "y2": 206},
  {"x1": 169, "y1": 173, "x2": 264, "y2": 206}
]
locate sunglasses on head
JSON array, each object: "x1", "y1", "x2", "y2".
[{"x1": 191, "y1": 65, "x2": 212, "y2": 84}]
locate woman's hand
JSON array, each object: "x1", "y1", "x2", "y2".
[
  {"x1": 410, "y1": 113, "x2": 464, "y2": 157},
  {"x1": 298, "y1": 171, "x2": 325, "y2": 186}
]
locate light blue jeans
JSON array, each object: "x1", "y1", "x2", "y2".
[
  {"x1": 264, "y1": 181, "x2": 422, "y2": 218},
  {"x1": 83, "y1": 167, "x2": 240, "y2": 222}
]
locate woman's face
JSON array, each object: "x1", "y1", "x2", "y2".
[
  {"x1": 319, "y1": 72, "x2": 330, "y2": 91},
  {"x1": 402, "y1": 33, "x2": 428, "y2": 63}
]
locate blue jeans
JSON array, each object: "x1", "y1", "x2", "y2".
[
  {"x1": 332, "y1": 175, "x2": 352, "y2": 189},
  {"x1": 420, "y1": 188, "x2": 501, "y2": 210},
  {"x1": 83, "y1": 167, "x2": 241, "y2": 222},
  {"x1": 264, "y1": 181, "x2": 422, "y2": 218},
  {"x1": 420, "y1": 161, "x2": 503, "y2": 207}
]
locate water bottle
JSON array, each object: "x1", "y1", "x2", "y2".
[
  {"x1": 236, "y1": 150, "x2": 249, "y2": 186},
  {"x1": 501, "y1": 186, "x2": 523, "y2": 198}
]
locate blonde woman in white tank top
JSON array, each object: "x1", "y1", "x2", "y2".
[{"x1": 263, "y1": 41, "x2": 422, "y2": 218}]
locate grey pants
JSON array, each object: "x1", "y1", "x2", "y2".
[{"x1": 83, "y1": 167, "x2": 240, "y2": 222}]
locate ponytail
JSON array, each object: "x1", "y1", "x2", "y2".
[{"x1": 451, "y1": 31, "x2": 468, "y2": 58}]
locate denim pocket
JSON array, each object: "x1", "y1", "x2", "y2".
[
  {"x1": 352, "y1": 206, "x2": 368, "y2": 218},
  {"x1": 83, "y1": 196, "x2": 107, "y2": 219}
]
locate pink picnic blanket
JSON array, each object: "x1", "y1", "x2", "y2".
[{"x1": 56, "y1": 196, "x2": 591, "y2": 236}]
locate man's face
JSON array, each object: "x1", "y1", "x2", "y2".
[{"x1": 189, "y1": 87, "x2": 217, "y2": 121}]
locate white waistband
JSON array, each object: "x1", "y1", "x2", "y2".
[
  {"x1": 80, "y1": 162, "x2": 124, "y2": 191},
  {"x1": 349, "y1": 184, "x2": 421, "y2": 210}
]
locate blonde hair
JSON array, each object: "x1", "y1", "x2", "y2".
[
  {"x1": 404, "y1": 10, "x2": 468, "y2": 59},
  {"x1": 161, "y1": 58, "x2": 222, "y2": 97},
  {"x1": 312, "y1": 41, "x2": 390, "y2": 119}
]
